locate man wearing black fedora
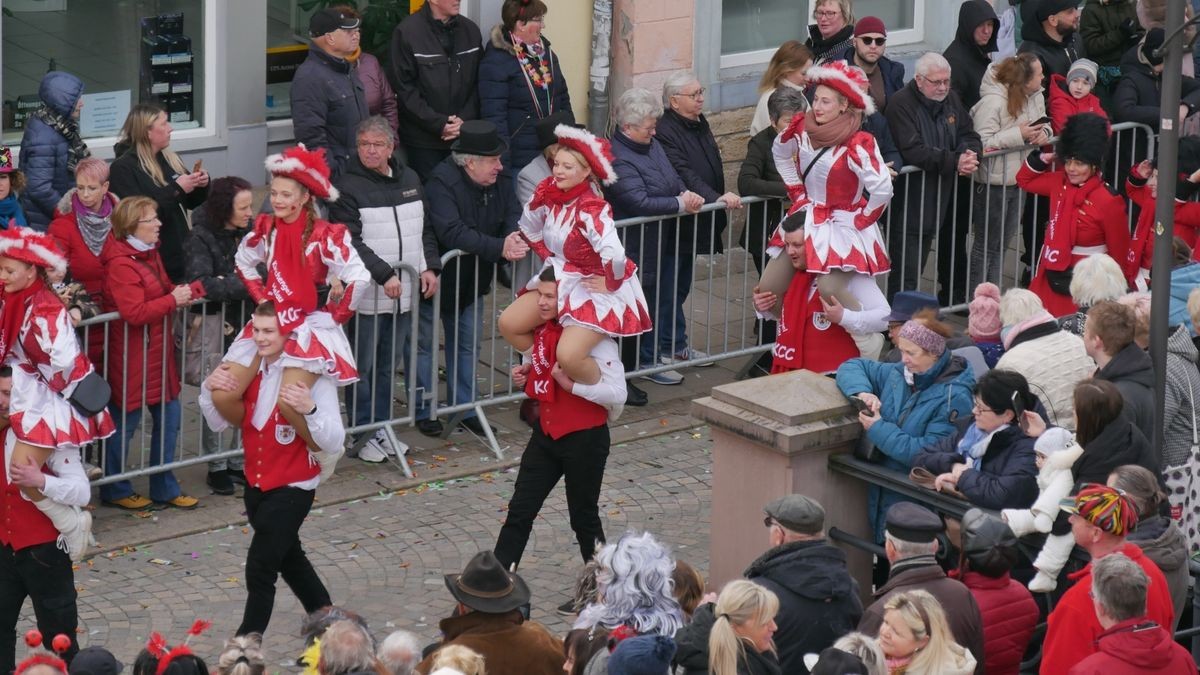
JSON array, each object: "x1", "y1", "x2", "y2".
[
  {"x1": 418, "y1": 120, "x2": 527, "y2": 438},
  {"x1": 417, "y1": 551, "x2": 564, "y2": 675}
]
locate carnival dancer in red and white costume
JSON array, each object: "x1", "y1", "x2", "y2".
[
  {"x1": 210, "y1": 144, "x2": 370, "y2": 451},
  {"x1": 0, "y1": 227, "x2": 113, "y2": 563},
  {"x1": 201, "y1": 302, "x2": 343, "y2": 637},
  {"x1": 497, "y1": 125, "x2": 651, "y2": 389},
  {"x1": 765, "y1": 60, "x2": 892, "y2": 359}
]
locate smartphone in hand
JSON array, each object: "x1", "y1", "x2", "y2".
[
  {"x1": 192, "y1": 159, "x2": 203, "y2": 173},
  {"x1": 851, "y1": 397, "x2": 871, "y2": 414}
]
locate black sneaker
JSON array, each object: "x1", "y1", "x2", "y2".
[
  {"x1": 459, "y1": 416, "x2": 486, "y2": 435},
  {"x1": 206, "y1": 470, "x2": 235, "y2": 496},
  {"x1": 227, "y1": 468, "x2": 247, "y2": 486},
  {"x1": 555, "y1": 599, "x2": 578, "y2": 616},
  {"x1": 625, "y1": 382, "x2": 648, "y2": 407},
  {"x1": 416, "y1": 419, "x2": 444, "y2": 437}
]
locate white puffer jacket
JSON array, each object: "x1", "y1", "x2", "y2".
[
  {"x1": 356, "y1": 201, "x2": 427, "y2": 314},
  {"x1": 970, "y1": 63, "x2": 1049, "y2": 186},
  {"x1": 1003, "y1": 437, "x2": 1083, "y2": 536}
]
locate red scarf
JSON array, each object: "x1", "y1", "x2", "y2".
[
  {"x1": 1040, "y1": 176, "x2": 1102, "y2": 272},
  {"x1": 532, "y1": 178, "x2": 593, "y2": 211},
  {"x1": 525, "y1": 321, "x2": 561, "y2": 404},
  {"x1": 0, "y1": 277, "x2": 46, "y2": 365},
  {"x1": 267, "y1": 214, "x2": 318, "y2": 332}
]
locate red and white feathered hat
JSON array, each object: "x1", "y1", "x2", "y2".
[
  {"x1": 554, "y1": 125, "x2": 618, "y2": 186},
  {"x1": 805, "y1": 60, "x2": 877, "y2": 115},
  {"x1": 264, "y1": 143, "x2": 339, "y2": 202},
  {"x1": 0, "y1": 226, "x2": 68, "y2": 274}
]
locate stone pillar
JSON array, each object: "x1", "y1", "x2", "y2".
[
  {"x1": 692, "y1": 369, "x2": 872, "y2": 596},
  {"x1": 610, "y1": 0, "x2": 693, "y2": 99}
]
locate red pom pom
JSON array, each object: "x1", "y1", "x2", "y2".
[
  {"x1": 51, "y1": 635, "x2": 71, "y2": 654},
  {"x1": 24, "y1": 630, "x2": 42, "y2": 648},
  {"x1": 187, "y1": 620, "x2": 211, "y2": 637}
]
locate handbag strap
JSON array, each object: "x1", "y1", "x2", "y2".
[{"x1": 801, "y1": 146, "x2": 831, "y2": 184}]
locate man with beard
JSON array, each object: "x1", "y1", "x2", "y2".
[
  {"x1": 834, "y1": 17, "x2": 904, "y2": 113},
  {"x1": 1019, "y1": 0, "x2": 1083, "y2": 93}
]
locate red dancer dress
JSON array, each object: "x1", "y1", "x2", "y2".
[
  {"x1": 520, "y1": 178, "x2": 652, "y2": 336},
  {"x1": 226, "y1": 213, "x2": 372, "y2": 384}
]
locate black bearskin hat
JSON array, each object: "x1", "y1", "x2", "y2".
[{"x1": 1056, "y1": 113, "x2": 1110, "y2": 167}]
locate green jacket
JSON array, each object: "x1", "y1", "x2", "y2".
[{"x1": 1081, "y1": 0, "x2": 1139, "y2": 67}]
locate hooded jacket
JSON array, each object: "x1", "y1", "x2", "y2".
[
  {"x1": 289, "y1": 45, "x2": 369, "y2": 179},
  {"x1": 18, "y1": 71, "x2": 85, "y2": 231},
  {"x1": 1113, "y1": 43, "x2": 1200, "y2": 131},
  {"x1": 478, "y1": 25, "x2": 574, "y2": 174},
  {"x1": 1067, "y1": 617, "x2": 1197, "y2": 674},
  {"x1": 672, "y1": 603, "x2": 783, "y2": 675},
  {"x1": 1095, "y1": 342, "x2": 1157, "y2": 444},
  {"x1": 181, "y1": 215, "x2": 252, "y2": 323},
  {"x1": 912, "y1": 420, "x2": 1039, "y2": 510},
  {"x1": 1017, "y1": 17, "x2": 1082, "y2": 90},
  {"x1": 955, "y1": 570, "x2": 1038, "y2": 675},
  {"x1": 1047, "y1": 73, "x2": 1109, "y2": 134},
  {"x1": 995, "y1": 317, "x2": 1094, "y2": 429},
  {"x1": 970, "y1": 63, "x2": 1048, "y2": 185},
  {"x1": 836, "y1": 351, "x2": 976, "y2": 540},
  {"x1": 743, "y1": 540, "x2": 863, "y2": 675},
  {"x1": 1080, "y1": 0, "x2": 1139, "y2": 67},
  {"x1": 1072, "y1": 417, "x2": 1159, "y2": 490},
  {"x1": 1128, "y1": 515, "x2": 1189, "y2": 628},
  {"x1": 944, "y1": 0, "x2": 1001, "y2": 110}
]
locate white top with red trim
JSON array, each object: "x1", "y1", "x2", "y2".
[{"x1": 2, "y1": 428, "x2": 89, "y2": 506}]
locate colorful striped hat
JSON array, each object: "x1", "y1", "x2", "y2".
[{"x1": 1062, "y1": 484, "x2": 1138, "y2": 536}]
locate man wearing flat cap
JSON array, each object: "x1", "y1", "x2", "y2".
[
  {"x1": 858, "y1": 502, "x2": 984, "y2": 674},
  {"x1": 291, "y1": 8, "x2": 369, "y2": 178},
  {"x1": 744, "y1": 495, "x2": 863, "y2": 675},
  {"x1": 416, "y1": 551, "x2": 563, "y2": 675}
]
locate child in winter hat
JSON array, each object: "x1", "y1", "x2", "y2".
[
  {"x1": 1066, "y1": 58, "x2": 1098, "y2": 97},
  {"x1": 968, "y1": 282, "x2": 1004, "y2": 368}
]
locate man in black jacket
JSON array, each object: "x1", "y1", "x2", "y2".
[
  {"x1": 1018, "y1": 0, "x2": 1083, "y2": 92},
  {"x1": 390, "y1": 0, "x2": 483, "y2": 180},
  {"x1": 942, "y1": 0, "x2": 999, "y2": 111},
  {"x1": 1084, "y1": 301, "x2": 1156, "y2": 443},
  {"x1": 834, "y1": 17, "x2": 904, "y2": 114},
  {"x1": 330, "y1": 116, "x2": 442, "y2": 459},
  {"x1": 885, "y1": 53, "x2": 981, "y2": 304},
  {"x1": 290, "y1": 9, "x2": 369, "y2": 179},
  {"x1": 745, "y1": 495, "x2": 862, "y2": 675}
]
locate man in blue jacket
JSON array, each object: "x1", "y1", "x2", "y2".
[{"x1": 835, "y1": 17, "x2": 905, "y2": 114}]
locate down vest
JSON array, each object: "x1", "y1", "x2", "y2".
[
  {"x1": 330, "y1": 154, "x2": 441, "y2": 314},
  {"x1": 478, "y1": 25, "x2": 573, "y2": 174},
  {"x1": 955, "y1": 570, "x2": 1038, "y2": 675},
  {"x1": 18, "y1": 71, "x2": 85, "y2": 231},
  {"x1": 101, "y1": 237, "x2": 182, "y2": 412}
]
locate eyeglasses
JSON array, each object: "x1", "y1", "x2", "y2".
[
  {"x1": 815, "y1": 9, "x2": 842, "y2": 18},
  {"x1": 357, "y1": 140, "x2": 391, "y2": 150},
  {"x1": 137, "y1": 216, "x2": 160, "y2": 224},
  {"x1": 859, "y1": 36, "x2": 886, "y2": 46},
  {"x1": 918, "y1": 75, "x2": 952, "y2": 88},
  {"x1": 674, "y1": 88, "x2": 705, "y2": 100},
  {"x1": 972, "y1": 400, "x2": 996, "y2": 415}
]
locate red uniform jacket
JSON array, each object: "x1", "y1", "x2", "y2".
[
  {"x1": 771, "y1": 271, "x2": 859, "y2": 375},
  {"x1": 525, "y1": 321, "x2": 608, "y2": 440},
  {"x1": 241, "y1": 372, "x2": 321, "y2": 491}
]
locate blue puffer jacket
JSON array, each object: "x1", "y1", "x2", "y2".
[
  {"x1": 478, "y1": 25, "x2": 573, "y2": 175},
  {"x1": 18, "y1": 71, "x2": 84, "y2": 231},
  {"x1": 837, "y1": 351, "x2": 976, "y2": 541},
  {"x1": 605, "y1": 131, "x2": 686, "y2": 282},
  {"x1": 1169, "y1": 262, "x2": 1200, "y2": 334}
]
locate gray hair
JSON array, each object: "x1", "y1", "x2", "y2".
[
  {"x1": 999, "y1": 288, "x2": 1046, "y2": 327},
  {"x1": 1070, "y1": 254, "x2": 1128, "y2": 307},
  {"x1": 573, "y1": 531, "x2": 684, "y2": 637},
  {"x1": 662, "y1": 70, "x2": 700, "y2": 108},
  {"x1": 318, "y1": 620, "x2": 377, "y2": 675},
  {"x1": 832, "y1": 633, "x2": 887, "y2": 675},
  {"x1": 356, "y1": 115, "x2": 396, "y2": 145},
  {"x1": 767, "y1": 87, "x2": 809, "y2": 124},
  {"x1": 915, "y1": 52, "x2": 951, "y2": 78},
  {"x1": 885, "y1": 531, "x2": 938, "y2": 559},
  {"x1": 615, "y1": 88, "x2": 664, "y2": 128},
  {"x1": 1091, "y1": 553, "x2": 1148, "y2": 622},
  {"x1": 216, "y1": 634, "x2": 266, "y2": 675},
  {"x1": 451, "y1": 152, "x2": 484, "y2": 167},
  {"x1": 377, "y1": 631, "x2": 421, "y2": 675}
]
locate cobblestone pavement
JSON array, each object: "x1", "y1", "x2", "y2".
[{"x1": 30, "y1": 427, "x2": 713, "y2": 670}]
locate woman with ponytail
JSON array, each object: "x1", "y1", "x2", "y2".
[{"x1": 673, "y1": 580, "x2": 781, "y2": 675}]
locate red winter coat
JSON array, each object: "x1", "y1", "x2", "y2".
[
  {"x1": 1126, "y1": 165, "x2": 1200, "y2": 277},
  {"x1": 1067, "y1": 617, "x2": 1197, "y2": 674},
  {"x1": 48, "y1": 191, "x2": 116, "y2": 364},
  {"x1": 1047, "y1": 74, "x2": 1109, "y2": 135},
  {"x1": 956, "y1": 570, "x2": 1038, "y2": 675},
  {"x1": 1040, "y1": 543, "x2": 1176, "y2": 675},
  {"x1": 101, "y1": 237, "x2": 181, "y2": 411}
]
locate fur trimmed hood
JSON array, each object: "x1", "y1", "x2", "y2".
[{"x1": 54, "y1": 187, "x2": 119, "y2": 216}]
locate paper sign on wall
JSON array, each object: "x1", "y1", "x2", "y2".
[{"x1": 79, "y1": 90, "x2": 132, "y2": 138}]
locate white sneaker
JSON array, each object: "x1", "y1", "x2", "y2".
[
  {"x1": 61, "y1": 508, "x2": 92, "y2": 563},
  {"x1": 372, "y1": 429, "x2": 396, "y2": 456},
  {"x1": 358, "y1": 439, "x2": 388, "y2": 463}
]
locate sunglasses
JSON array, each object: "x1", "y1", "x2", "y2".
[{"x1": 859, "y1": 36, "x2": 886, "y2": 46}]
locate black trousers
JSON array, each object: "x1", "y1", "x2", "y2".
[
  {"x1": 405, "y1": 147, "x2": 452, "y2": 183},
  {"x1": 0, "y1": 542, "x2": 78, "y2": 673},
  {"x1": 936, "y1": 176, "x2": 974, "y2": 307},
  {"x1": 237, "y1": 486, "x2": 331, "y2": 637},
  {"x1": 494, "y1": 424, "x2": 610, "y2": 570}
]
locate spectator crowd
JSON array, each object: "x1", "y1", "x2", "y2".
[{"x1": 6, "y1": 0, "x2": 1200, "y2": 673}]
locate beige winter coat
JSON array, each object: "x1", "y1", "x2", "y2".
[{"x1": 970, "y1": 64, "x2": 1049, "y2": 186}]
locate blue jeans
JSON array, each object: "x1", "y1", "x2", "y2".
[
  {"x1": 414, "y1": 298, "x2": 482, "y2": 421},
  {"x1": 639, "y1": 253, "x2": 693, "y2": 368},
  {"x1": 100, "y1": 399, "x2": 182, "y2": 503},
  {"x1": 345, "y1": 312, "x2": 412, "y2": 436}
]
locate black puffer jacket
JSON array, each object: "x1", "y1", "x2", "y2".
[
  {"x1": 654, "y1": 109, "x2": 728, "y2": 255},
  {"x1": 673, "y1": 603, "x2": 783, "y2": 675},
  {"x1": 737, "y1": 127, "x2": 786, "y2": 262},
  {"x1": 943, "y1": 0, "x2": 1000, "y2": 110},
  {"x1": 912, "y1": 419, "x2": 1039, "y2": 510},
  {"x1": 1096, "y1": 342, "x2": 1157, "y2": 445},
  {"x1": 1017, "y1": 18, "x2": 1082, "y2": 89},
  {"x1": 390, "y1": 4, "x2": 483, "y2": 151},
  {"x1": 182, "y1": 216, "x2": 253, "y2": 324},
  {"x1": 289, "y1": 46, "x2": 369, "y2": 178},
  {"x1": 743, "y1": 540, "x2": 863, "y2": 675},
  {"x1": 1113, "y1": 44, "x2": 1200, "y2": 131}
]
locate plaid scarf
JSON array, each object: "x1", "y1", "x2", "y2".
[{"x1": 31, "y1": 104, "x2": 91, "y2": 171}]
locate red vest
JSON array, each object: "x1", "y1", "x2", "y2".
[
  {"x1": 242, "y1": 373, "x2": 320, "y2": 491},
  {"x1": 771, "y1": 271, "x2": 860, "y2": 375},
  {"x1": 0, "y1": 432, "x2": 59, "y2": 550},
  {"x1": 525, "y1": 321, "x2": 608, "y2": 440}
]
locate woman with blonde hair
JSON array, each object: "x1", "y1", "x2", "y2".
[
  {"x1": 878, "y1": 590, "x2": 975, "y2": 675},
  {"x1": 749, "y1": 41, "x2": 813, "y2": 135},
  {"x1": 109, "y1": 103, "x2": 209, "y2": 283},
  {"x1": 708, "y1": 580, "x2": 780, "y2": 675},
  {"x1": 429, "y1": 645, "x2": 486, "y2": 675}
]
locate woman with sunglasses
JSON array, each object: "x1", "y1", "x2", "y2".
[{"x1": 911, "y1": 369, "x2": 1040, "y2": 510}]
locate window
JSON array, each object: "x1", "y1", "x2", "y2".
[
  {"x1": 266, "y1": 0, "x2": 318, "y2": 121},
  {"x1": 2, "y1": 0, "x2": 207, "y2": 144}
]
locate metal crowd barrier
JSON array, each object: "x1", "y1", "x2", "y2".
[{"x1": 83, "y1": 121, "x2": 1160, "y2": 486}]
